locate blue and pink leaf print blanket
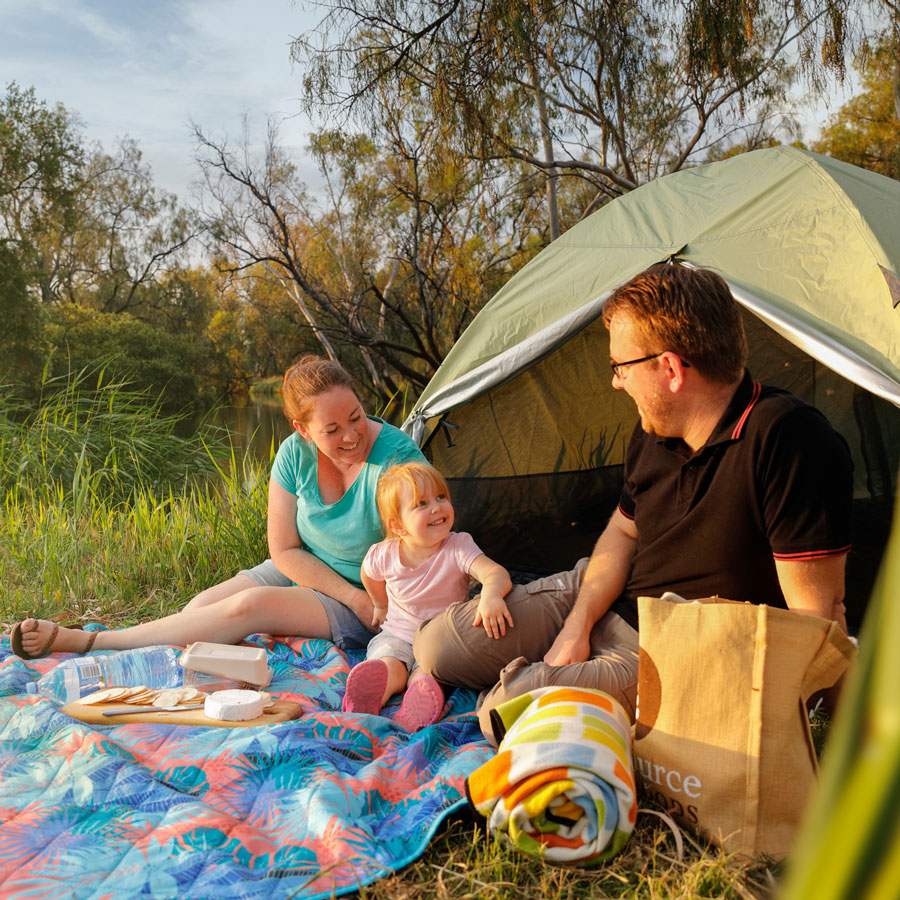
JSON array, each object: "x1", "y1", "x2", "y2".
[{"x1": 0, "y1": 631, "x2": 493, "y2": 899}]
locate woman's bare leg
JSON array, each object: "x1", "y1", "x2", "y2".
[
  {"x1": 14, "y1": 586, "x2": 333, "y2": 656},
  {"x1": 182, "y1": 574, "x2": 258, "y2": 611}
]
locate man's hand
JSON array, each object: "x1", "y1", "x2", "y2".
[
  {"x1": 472, "y1": 593, "x2": 515, "y2": 639},
  {"x1": 543, "y1": 621, "x2": 591, "y2": 666}
]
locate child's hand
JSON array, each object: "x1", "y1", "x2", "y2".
[
  {"x1": 472, "y1": 594, "x2": 514, "y2": 639},
  {"x1": 371, "y1": 605, "x2": 388, "y2": 629}
]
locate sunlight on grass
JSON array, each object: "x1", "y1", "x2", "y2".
[{"x1": 0, "y1": 367, "x2": 267, "y2": 628}]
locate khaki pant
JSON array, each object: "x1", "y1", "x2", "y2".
[{"x1": 413, "y1": 558, "x2": 639, "y2": 743}]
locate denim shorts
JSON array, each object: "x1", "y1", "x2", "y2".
[
  {"x1": 239, "y1": 558, "x2": 376, "y2": 651},
  {"x1": 365, "y1": 630, "x2": 417, "y2": 673}
]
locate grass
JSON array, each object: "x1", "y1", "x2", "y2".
[
  {"x1": 0, "y1": 369, "x2": 268, "y2": 626},
  {"x1": 0, "y1": 374, "x2": 825, "y2": 898},
  {"x1": 356, "y1": 807, "x2": 782, "y2": 900}
]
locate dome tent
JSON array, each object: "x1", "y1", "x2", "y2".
[{"x1": 403, "y1": 146, "x2": 900, "y2": 628}]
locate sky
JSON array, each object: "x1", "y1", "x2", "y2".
[
  {"x1": 0, "y1": 0, "x2": 322, "y2": 201},
  {"x1": 1, "y1": 0, "x2": 858, "y2": 206}
]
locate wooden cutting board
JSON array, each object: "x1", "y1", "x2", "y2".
[{"x1": 62, "y1": 698, "x2": 302, "y2": 728}]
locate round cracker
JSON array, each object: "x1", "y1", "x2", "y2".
[
  {"x1": 128, "y1": 690, "x2": 157, "y2": 705},
  {"x1": 153, "y1": 689, "x2": 181, "y2": 708},
  {"x1": 82, "y1": 687, "x2": 122, "y2": 705}
]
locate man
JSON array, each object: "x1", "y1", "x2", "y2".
[{"x1": 413, "y1": 262, "x2": 853, "y2": 742}]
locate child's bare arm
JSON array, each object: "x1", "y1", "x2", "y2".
[
  {"x1": 468, "y1": 555, "x2": 514, "y2": 639},
  {"x1": 361, "y1": 569, "x2": 389, "y2": 629}
]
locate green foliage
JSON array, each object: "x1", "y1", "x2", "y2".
[
  {"x1": 0, "y1": 242, "x2": 45, "y2": 389},
  {"x1": 0, "y1": 81, "x2": 85, "y2": 244},
  {"x1": 0, "y1": 372, "x2": 266, "y2": 617},
  {"x1": 0, "y1": 84, "x2": 233, "y2": 403},
  {"x1": 45, "y1": 305, "x2": 214, "y2": 408},
  {"x1": 295, "y1": 0, "x2": 810, "y2": 223},
  {"x1": 813, "y1": 39, "x2": 900, "y2": 180},
  {"x1": 0, "y1": 364, "x2": 224, "y2": 505}
]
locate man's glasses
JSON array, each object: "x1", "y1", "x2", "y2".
[
  {"x1": 610, "y1": 353, "x2": 693, "y2": 377},
  {"x1": 609, "y1": 353, "x2": 662, "y2": 378}
]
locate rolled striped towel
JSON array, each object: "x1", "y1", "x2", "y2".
[{"x1": 466, "y1": 687, "x2": 637, "y2": 864}]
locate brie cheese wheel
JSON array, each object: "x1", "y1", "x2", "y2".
[{"x1": 204, "y1": 689, "x2": 266, "y2": 721}]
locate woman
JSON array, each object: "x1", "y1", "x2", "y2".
[{"x1": 10, "y1": 356, "x2": 425, "y2": 658}]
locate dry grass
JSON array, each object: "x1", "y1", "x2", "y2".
[{"x1": 358, "y1": 806, "x2": 780, "y2": 900}]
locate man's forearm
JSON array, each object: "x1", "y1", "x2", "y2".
[
  {"x1": 568, "y1": 510, "x2": 637, "y2": 627},
  {"x1": 544, "y1": 509, "x2": 637, "y2": 666},
  {"x1": 774, "y1": 555, "x2": 849, "y2": 632}
]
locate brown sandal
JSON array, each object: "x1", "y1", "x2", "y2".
[{"x1": 10, "y1": 619, "x2": 98, "y2": 659}]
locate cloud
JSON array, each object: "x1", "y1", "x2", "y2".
[{"x1": 0, "y1": 0, "x2": 319, "y2": 199}]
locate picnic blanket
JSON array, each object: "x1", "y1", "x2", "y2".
[
  {"x1": 0, "y1": 631, "x2": 493, "y2": 899},
  {"x1": 466, "y1": 687, "x2": 637, "y2": 865}
]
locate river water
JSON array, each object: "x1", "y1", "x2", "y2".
[
  {"x1": 199, "y1": 396, "x2": 411, "y2": 467},
  {"x1": 203, "y1": 400, "x2": 294, "y2": 466}
]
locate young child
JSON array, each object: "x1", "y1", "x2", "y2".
[{"x1": 342, "y1": 461, "x2": 513, "y2": 731}]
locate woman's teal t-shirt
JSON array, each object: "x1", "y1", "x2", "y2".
[{"x1": 270, "y1": 418, "x2": 425, "y2": 587}]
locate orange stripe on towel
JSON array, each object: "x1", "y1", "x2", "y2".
[
  {"x1": 538, "y1": 832, "x2": 588, "y2": 850},
  {"x1": 504, "y1": 767, "x2": 573, "y2": 810},
  {"x1": 614, "y1": 760, "x2": 638, "y2": 824},
  {"x1": 535, "y1": 689, "x2": 614, "y2": 713},
  {"x1": 467, "y1": 751, "x2": 512, "y2": 805}
]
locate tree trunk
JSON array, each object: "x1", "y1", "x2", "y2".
[
  {"x1": 893, "y1": 52, "x2": 900, "y2": 123},
  {"x1": 528, "y1": 56, "x2": 561, "y2": 241},
  {"x1": 265, "y1": 262, "x2": 339, "y2": 361}
]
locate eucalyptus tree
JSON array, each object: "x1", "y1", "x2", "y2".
[
  {"x1": 61, "y1": 138, "x2": 199, "y2": 317},
  {"x1": 294, "y1": 0, "x2": 881, "y2": 233},
  {"x1": 814, "y1": 37, "x2": 900, "y2": 179},
  {"x1": 0, "y1": 82, "x2": 84, "y2": 306},
  {"x1": 193, "y1": 95, "x2": 545, "y2": 401},
  {"x1": 0, "y1": 84, "x2": 199, "y2": 318},
  {"x1": 0, "y1": 83, "x2": 214, "y2": 399}
]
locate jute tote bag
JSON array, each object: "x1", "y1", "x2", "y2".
[{"x1": 634, "y1": 595, "x2": 857, "y2": 859}]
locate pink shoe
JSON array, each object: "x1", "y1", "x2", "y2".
[
  {"x1": 394, "y1": 676, "x2": 444, "y2": 732},
  {"x1": 342, "y1": 659, "x2": 389, "y2": 715}
]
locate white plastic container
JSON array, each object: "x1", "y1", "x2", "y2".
[{"x1": 178, "y1": 642, "x2": 272, "y2": 687}]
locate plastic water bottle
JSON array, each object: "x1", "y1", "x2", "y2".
[{"x1": 26, "y1": 646, "x2": 180, "y2": 705}]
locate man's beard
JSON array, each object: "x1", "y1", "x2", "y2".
[{"x1": 636, "y1": 390, "x2": 676, "y2": 437}]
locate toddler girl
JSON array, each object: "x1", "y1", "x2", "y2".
[{"x1": 342, "y1": 461, "x2": 513, "y2": 731}]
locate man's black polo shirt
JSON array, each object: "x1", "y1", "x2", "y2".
[{"x1": 609, "y1": 371, "x2": 853, "y2": 629}]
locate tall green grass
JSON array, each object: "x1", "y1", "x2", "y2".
[
  {"x1": 0, "y1": 368, "x2": 268, "y2": 626},
  {"x1": 0, "y1": 365, "x2": 228, "y2": 503}
]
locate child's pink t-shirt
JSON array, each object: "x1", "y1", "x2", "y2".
[{"x1": 362, "y1": 532, "x2": 483, "y2": 644}]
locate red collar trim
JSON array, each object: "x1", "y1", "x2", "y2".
[{"x1": 730, "y1": 381, "x2": 761, "y2": 440}]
